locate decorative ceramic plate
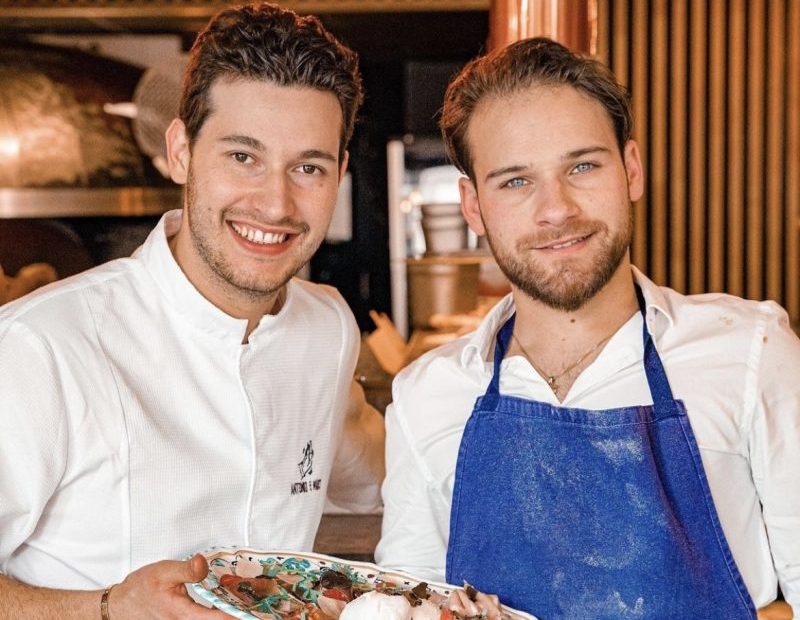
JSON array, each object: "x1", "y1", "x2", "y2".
[{"x1": 188, "y1": 547, "x2": 537, "y2": 620}]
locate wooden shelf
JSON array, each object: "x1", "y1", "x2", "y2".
[{"x1": 0, "y1": 187, "x2": 180, "y2": 219}]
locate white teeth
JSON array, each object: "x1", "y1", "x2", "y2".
[
  {"x1": 231, "y1": 223, "x2": 288, "y2": 245},
  {"x1": 549, "y1": 236, "x2": 586, "y2": 250},
  {"x1": 265, "y1": 232, "x2": 287, "y2": 244}
]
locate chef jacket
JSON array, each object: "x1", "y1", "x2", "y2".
[{"x1": 0, "y1": 210, "x2": 384, "y2": 589}]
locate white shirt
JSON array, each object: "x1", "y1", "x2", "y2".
[
  {"x1": 376, "y1": 268, "x2": 800, "y2": 615},
  {"x1": 0, "y1": 210, "x2": 384, "y2": 589}
]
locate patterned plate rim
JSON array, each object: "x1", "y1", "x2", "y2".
[{"x1": 185, "y1": 546, "x2": 537, "y2": 620}]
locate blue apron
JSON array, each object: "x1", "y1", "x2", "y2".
[{"x1": 446, "y1": 291, "x2": 755, "y2": 619}]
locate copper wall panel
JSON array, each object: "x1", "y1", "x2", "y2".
[{"x1": 488, "y1": 0, "x2": 594, "y2": 53}]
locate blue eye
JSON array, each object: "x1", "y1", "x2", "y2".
[
  {"x1": 504, "y1": 177, "x2": 527, "y2": 189},
  {"x1": 573, "y1": 162, "x2": 594, "y2": 174}
]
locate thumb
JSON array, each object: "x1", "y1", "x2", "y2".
[
  {"x1": 151, "y1": 556, "x2": 210, "y2": 585},
  {"x1": 187, "y1": 553, "x2": 210, "y2": 583}
]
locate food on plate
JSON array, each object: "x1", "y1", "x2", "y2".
[
  {"x1": 448, "y1": 584, "x2": 502, "y2": 618},
  {"x1": 339, "y1": 591, "x2": 416, "y2": 619},
  {"x1": 338, "y1": 589, "x2": 472, "y2": 620},
  {"x1": 201, "y1": 551, "x2": 512, "y2": 619}
]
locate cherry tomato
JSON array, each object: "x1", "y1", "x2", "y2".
[
  {"x1": 219, "y1": 574, "x2": 244, "y2": 589},
  {"x1": 322, "y1": 588, "x2": 350, "y2": 602}
]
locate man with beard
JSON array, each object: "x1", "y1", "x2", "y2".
[
  {"x1": 376, "y1": 38, "x2": 798, "y2": 619},
  {"x1": 0, "y1": 4, "x2": 383, "y2": 618}
]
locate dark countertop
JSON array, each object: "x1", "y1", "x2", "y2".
[{"x1": 313, "y1": 513, "x2": 382, "y2": 563}]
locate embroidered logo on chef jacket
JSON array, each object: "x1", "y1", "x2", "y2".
[
  {"x1": 291, "y1": 440, "x2": 322, "y2": 495},
  {"x1": 298, "y1": 441, "x2": 314, "y2": 479}
]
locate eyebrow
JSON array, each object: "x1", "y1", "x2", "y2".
[
  {"x1": 298, "y1": 149, "x2": 338, "y2": 163},
  {"x1": 563, "y1": 145, "x2": 612, "y2": 160},
  {"x1": 485, "y1": 165, "x2": 527, "y2": 183},
  {"x1": 483, "y1": 145, "x2": 613, "y2": 183},
  {"x1": 220, "y1": 134, "x2": 265, "y2": 151}
]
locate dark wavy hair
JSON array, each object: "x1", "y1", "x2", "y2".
[
  {"x1": 180, "y1": 2, "x2": 363, "y2": 161},
  {"x1": 440, "y1": 37, "x2": 632, "y2": 180}
]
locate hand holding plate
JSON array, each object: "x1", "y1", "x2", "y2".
[{"x1": 108, "y1": 554, "x2": 228, "y2": 619}]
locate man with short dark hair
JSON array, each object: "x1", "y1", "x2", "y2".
[
  {"x1": 0, "y1": 4, "x2": 383, "y2": 617},
  {"x1": 376, "y1": 38, "x2": 798, "y2": 619}
]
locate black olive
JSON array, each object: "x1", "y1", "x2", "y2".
[
  {"x1": 411, "y1": 582, "x2": 430, "y2": 601},
  {"x1": 402, "y1": 582, "x2": 430, "y2": 607},
  {"x1": 318, "y1": 569, "x2": 352, "y2": 590}
]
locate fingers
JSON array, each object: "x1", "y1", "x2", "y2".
[
  {"x1": 448, "y1": 589, "x2": 481, "y2": 616},
  {"x1": 756, "y1": 601, "x2": 793, "y2": 620},
  {"x1": 475, "y1": 591, "x2": 503, "y2": 618},
  {"x1": 110, "y1": 558, "x2": 223, "y2": 620},
  {"x1": 446, "y1": 585, "x2": 504, "y2": 619}
]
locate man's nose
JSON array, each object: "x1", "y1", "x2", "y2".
[
  {"x1": 534, "y1": 178, "x2": 580, "y2": 226},
  {"x1": 252, "y1": 171, "x2": 295, "y2": 220}
]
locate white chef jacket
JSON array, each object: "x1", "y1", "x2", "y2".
[
  {"x1": 376, "y1": 268, "x2": 800, "y2": 615},
  {"x1": 0, "y1": 210, "x2": 384, "y2": 589}
]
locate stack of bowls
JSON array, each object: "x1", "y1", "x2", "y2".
[
  {"x1": 419, "y1": 201, "x2": 467, "y2": 255},
  {"x1": 406, "y1": 165, "x2": 483, "y2": 328},
  {"x1": 416, "y1": 165, "x2": 468, "y2": 255}
]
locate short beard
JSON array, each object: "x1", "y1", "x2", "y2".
[
  {"x1": 487, "y1": 213, "x2": 632, "y2": 312},
  {"x1": 185, "y1": 169, "x2": 297, "y2": 302}
]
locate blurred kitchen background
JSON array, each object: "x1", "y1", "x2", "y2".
[
  {"x1": 2, "y1": 0, "x2": 798, "y2": 559},
  {"x1": 1, "y1": 0, "x2": 799, "y2": 336}
]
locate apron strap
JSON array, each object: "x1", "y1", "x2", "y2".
[
  {"x1": 488, "y1": 285, "x2": 678, "y2": 411},
  {"x1": 635, "y1": 285, "x2": 677, "y2": 411},
  {"x1": 486, "y1": 313, "x2": 515, "y2": 396}
]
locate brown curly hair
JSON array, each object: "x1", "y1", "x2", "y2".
[
  {"x1": 180, "y1": 2, "x2": 363, "y2": 162},
  {"x1": 440, "y1": 37, "x2": 632, "y2": 180}
]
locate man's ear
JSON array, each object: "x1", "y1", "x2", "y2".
[
  {"x1": 165, "y1": 119, "x2": 191, "y2": 185},
  {"x1": 623, "y1": 139, "x2": 644, "y2": 202},
  {"x1": 459, "y1": 176, "x2": 486, "y2": 236}
]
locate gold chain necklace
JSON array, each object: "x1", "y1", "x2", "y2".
[{"x1": 511, "y1": 329, "x2": 615, "y2": 395}]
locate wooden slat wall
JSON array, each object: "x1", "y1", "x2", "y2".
[
  {"x1": 598, "y1": 0, "x2": 800, "y2": 322},
  {"x1": 788, "y1": 0, "x2": 800, "y2": 320},
  {"x1": 669, "y1": 0, "x2": 687, "y2": 293}
]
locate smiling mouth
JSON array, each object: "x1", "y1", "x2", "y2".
[
  {"x1": 536, "y1": 234, "x2": 592, "y2": 250},
  {"x1": 230, "y1": 222, "x2": 290, "y2": 245}
]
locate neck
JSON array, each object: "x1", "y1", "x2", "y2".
[
  {"x1": 511, "y1": 263, "x2": 639, "y2": 360},
  {"x1": 168, "y1": 231, "x2": 284, "y2": 342},
  {"x1": 508, "y1": 263, "x2": 638, "y2": 401},
  {"x1": 241, "y1": 287, "x2": 285, "y2": 341}
]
